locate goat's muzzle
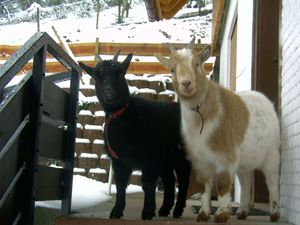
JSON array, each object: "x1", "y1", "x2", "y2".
[
  {"x1": 179, "y1": 80, "x2": 195, "y2": 97},
  {"x1": 102, "y1": 88, "x2": 117, "y2": 104}
]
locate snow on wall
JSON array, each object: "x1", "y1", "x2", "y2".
[{"x1": 280, "y1": 0, "x2": 300, "y2": 224}]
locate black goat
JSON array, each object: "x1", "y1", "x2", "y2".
[{"x1": 79, "y1": 51, "x2": 191, "y2": 220}]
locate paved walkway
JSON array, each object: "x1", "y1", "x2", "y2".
[{"x1": 70, "y1": 192, "x2": 291, "y2": 225}]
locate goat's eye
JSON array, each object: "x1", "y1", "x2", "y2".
[{"x1": 170, "y1": 69, "x2": 175, "y2": 73}]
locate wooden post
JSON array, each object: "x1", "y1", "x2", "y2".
[
  {"x1": 52, "y1": 26, "x2": 84, "y2": 84},
  {"x1": 95, "y1": 0, "x2": 100, "y2": 62},
  {"x1": 37, "y1": 7, "x2": 40, "y2": 32}
]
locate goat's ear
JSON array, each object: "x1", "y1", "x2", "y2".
[
  {"x1": 122, "y1": 53, "x2": 133, "y2": 71},
  {"x1": 199, "y1": 45, "x2": 212, "y2": 63},
  {"x1": 79, "y1": 62, "x2": 96, "y2": 80},
  {"x1": 155, "y1": 54, "x2": 172, "y2": 71}
]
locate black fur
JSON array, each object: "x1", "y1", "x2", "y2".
[{"x1": 79, "y1": 52, "x2": 191, "y2": 220}]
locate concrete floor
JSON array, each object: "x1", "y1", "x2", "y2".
[{"x1": 69, "y1": 192, "x2": 292, "y2": 225}]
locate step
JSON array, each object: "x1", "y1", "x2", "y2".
[{"x1": 54, "y1": 217, "x2": 201, "y2": 225}]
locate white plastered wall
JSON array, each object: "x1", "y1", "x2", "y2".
[
  {"x1": 218, "y1": 0, "x2": 254, "y2": 203},
  {"x1": 280, "y1": 0, "x2": 300, "y2": 224},
  {"x1": 219, "y1": 0, "x2": 253, "y2": 91}
]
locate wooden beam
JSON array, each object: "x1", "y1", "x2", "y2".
[
  {"x1": 160, "y1": 0, "x2": 188, "y2": 19},
  {"x1": 12, "y1": 60, "x2": 212, "y2": 75},
  {"x1": 0, "y1": 42, "x2": 213, "y2": 75},
  {"x1": 0, "y1": 42, "x2": 206, "y2": 60},
  {"x1": 155, "y1": 0, "x2": 188, "y2": 20},
  {"x1": 211, "y1": 0, "x2": 225, "y2": 55}
]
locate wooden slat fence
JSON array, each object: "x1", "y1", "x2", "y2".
[{"x1": 0, "y1": 42, "x2": 213, "y2": 74}]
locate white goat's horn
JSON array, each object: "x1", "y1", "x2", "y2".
[
  {"x1": 113, "y1": 50, "x2": 121, "y2": 62},
  {"x1": 187, "y1": 36, "x2": 196, "y2": 49},
  {"x1": 164, "y1": 43, "x2": 176, "y2": 54},
  {"x1": 95, "y1": 55, "x2": 102, "y2": 63}
]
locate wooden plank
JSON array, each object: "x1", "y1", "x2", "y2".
[
  {"x1": 0, "y1": 162, "x2": 24, "y2": 225},
  {"x1": 12, "y1": 60, "x2": 213, "y2": 75},
  {"x1": 39, "y1": 120, "x2": 66, "y2": 160},
  {"x1": 0, "y1": 41, "x2": 212, "y2": 74},
  {"x1": 0, "y1": 78, "x2": 30, "y2": 150},
  {"x1": 61, "y1": 68, "x2": 80, "y2": 214},
  {"x1": 0, "y1": 138, "x2": 21, "y2": 201},
  {"x1": 211, "y1": 0, "x2": 225, "y2": 55},
  {"x1": 0, "y1": 137, "x2": 27, "y2": 225},
  {"x1": 43, "y1": 79, "x2": 69, "y2": 121},
  {"x1": 160, "y1": 0, "x2": 188, "y2": 19},
  {"x1": 0, "y1": 42, "x2": 206, "y2": 59},
  {"x1": 36, "y1": 166, "x2": 65, "y2": 201}
]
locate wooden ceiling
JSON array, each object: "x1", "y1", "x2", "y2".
[{"x1": 144, "y1": 0, "x2": 188, "y2": 22}]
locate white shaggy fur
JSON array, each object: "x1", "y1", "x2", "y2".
[{"x1": 156, "y1": 41, "x2": 281, "y2": 223}]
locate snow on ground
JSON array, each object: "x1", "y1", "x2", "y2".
[
  {"x1": 0, "y1": 1, "x2": 212, "y2": 45},
  {"x1": 35, "y1": 175, "x2": 143, "y2": 211}
]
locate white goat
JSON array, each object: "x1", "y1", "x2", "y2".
[{"x1": 156, "y1": 38, "x2": 280, "y2": 223}]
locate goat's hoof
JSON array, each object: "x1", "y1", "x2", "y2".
[
  {"x1": 158, "y1": 206, "x2": 170, "y2": 217},
  {"x1": 109, "y1": 207, "x2": 123, "y2": 219},
  {"x1": 214, "y1": 211, "x2": 230, "y2": 223},
  {"x1": 142, "y1": 211, "x2": 155, "y2": 220},
  {"x1": 270, "y1": 212, "x2": 280, "y2": 222},
  {"x1": 197, "y1": 211, "x2": 210, "y2": 222},
  {"x1": 237, "y1": 210, "x2": 248, "y2": 220},
  {"x1": 172, "y1": 206, "x2": 184, "y2": 218}
]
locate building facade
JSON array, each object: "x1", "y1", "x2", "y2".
[{"x1": 213, "y1": 0, "x2": 300, "y2": 223}]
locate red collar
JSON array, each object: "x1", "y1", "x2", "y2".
[{"x1": 104, "y1": 104, "x2": 128, "y2": 159}]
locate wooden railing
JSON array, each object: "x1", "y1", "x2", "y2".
[
  {"x1": 0, "y1": 42, "x2": 213, "y2": 74},
  {"x1": 0, "y1": 32, "x2": 80, "y2": 225}
]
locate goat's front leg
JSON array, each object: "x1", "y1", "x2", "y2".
[
  {"x1": 141, "y1": 169, "x2": 159, "y2": 220},
  {"x1": 110, "y1": 161, "x2": 132, "y2": 219},
  {"x1": 195, "y1": 169, "x2": 213, "y2": 222},
  {"x1": 197, "y1": 181, "x2": 212, "y2": 222},
  {"x1": 214, "y1": 170, "x2": 232, "y2": 223}
]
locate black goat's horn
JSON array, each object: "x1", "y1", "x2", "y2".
[
  {"x1": 113, "y1": 50, "x2": 121, "y2": 62},
  {"x1": 187, "y1": 36, "x2": 196, "y2": 49},
  {"x1": 95, "y1": 55, "x2": 102, "y2": 63}
]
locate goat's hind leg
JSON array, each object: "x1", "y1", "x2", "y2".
[
  {"x1": 158, "y1": 169, "x2": 175, "y2": 217},
  {"x1": 173, "y1": 157, "x2": 191, "y2": 218},
  {"x1": 262, "y1": 150, "x2": 280, "y2": 222},
  {"x1": 236, "y1": 169, "x2": 252, "y2": 220}
]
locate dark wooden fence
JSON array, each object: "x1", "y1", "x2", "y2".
[{"x1": 0, "y1": 32, "x2": 80, "y2": 225}]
